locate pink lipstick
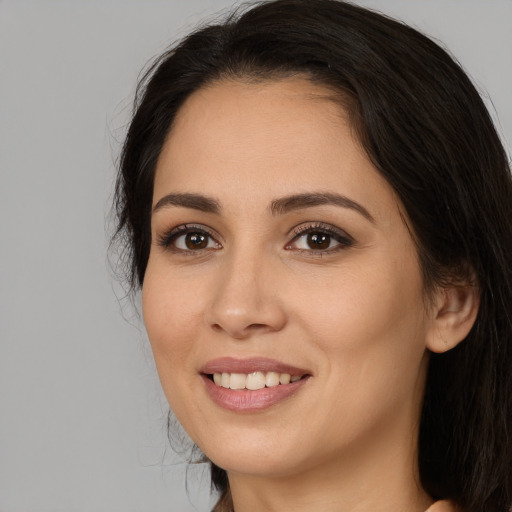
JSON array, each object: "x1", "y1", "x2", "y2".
[
  {"x1": 200, "y1": 357, "x2": 311, "y2": 412},
  {"x1": 201, "y1": 357, "x2": 309, "y2": 376}
]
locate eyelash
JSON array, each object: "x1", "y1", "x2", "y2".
[
  {"x1": 157, "y1": 224, "x2": 221, "y2": 254},
  {"x1": 157, "y1": 222, "x2": 354, "y2": 255},
  {"x1": 286, "y1": 223, "x2": 354, "y2": 255}
]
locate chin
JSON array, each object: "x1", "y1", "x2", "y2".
[
  {"x1": 193, "y1": 423, "x2": 309, "y2": 477},
  {"x1": 208, "y1": 446, "x2": 304, "y2": 478}
]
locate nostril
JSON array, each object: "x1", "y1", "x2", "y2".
[{"x1": 248, "y1": 323, "x2": 268, "y2": 330}]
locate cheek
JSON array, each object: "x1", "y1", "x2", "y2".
[
  {"x1": 141, "y1": 264, "x2": 212, "y2": 437},
  {"x1": 142, "y1": 262, "x2": 206, "y2": 377},
  {"x1": 289, "y1": 251, "x2": 428, "y2": 389},
  {"x1": 282, "y1": 257, "x2": 429, "y2": 452},
  {"x1": 297, "y1": 259, "x2": 423, "y2": 334}
]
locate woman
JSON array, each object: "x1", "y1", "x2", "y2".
[{"x1": 113, "y1": 1, "x2": 512, "y2": 511}]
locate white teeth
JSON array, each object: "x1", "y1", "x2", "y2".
[
  {"x1": 221, "y1": 372, "x2": 230, "y2": 389},
  {"x1": 211, "y1": 371, "x2": 304, "y2": 389},
  {"x1": 229, "y1": 373, "x2": 246, "y2": 390},
  {"x1": 279, "y1": 373, "x2": 291, "y2": 385},
  {"x1": 246, "y1": 372, "x2": 266, "y2": 390},
  {"x1": 265, "y1": 372, "x2": 280, "y2": 387}
]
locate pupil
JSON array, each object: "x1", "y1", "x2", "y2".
[
  {"x1": 185, "y1": 232, "x2": 207, "y2": 250},
  {"x1": 307, "y1": 233, "x2": 330, "y2": 250}
]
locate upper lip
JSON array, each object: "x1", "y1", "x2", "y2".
[{"x1": 201, "y1": 357, "x2": 310, "y2": 376}]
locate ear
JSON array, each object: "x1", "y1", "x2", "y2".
[{"x1": 426, "y1": 283, "x2": 480, "y2": 354}]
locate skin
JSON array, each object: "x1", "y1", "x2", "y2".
[{"x1": 142, "y1": 78, "x2": 478, "y2": 512}]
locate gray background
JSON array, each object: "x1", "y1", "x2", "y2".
[{"x1": 1, "y1": 1, "x2": 510, "y2": 511}]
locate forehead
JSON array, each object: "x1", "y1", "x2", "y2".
[
  {"x1": 160, "y1": 78, "x2": 349, "y2": 168},
  {"x1": 153, "y1": 78, "x2": 395, "y2": 220}
]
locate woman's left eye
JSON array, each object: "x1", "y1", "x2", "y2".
[{"x1": 286, "y1": 225, "x2": 354, "y2": 253}]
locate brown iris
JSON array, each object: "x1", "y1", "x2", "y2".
[
  {"x1": 307, "y1": 233, "x2": 331, "y2": 250},
  {"x1": 185, "y1": 232, "x2": 208, "y2": 250}
]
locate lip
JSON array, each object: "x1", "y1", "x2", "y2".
[
  {"x1": 200, "y1": 357, "x2": 310, "y2": 376},
  {"x1": 201, "y1": 374, "x2": 310, "y2": 412},
  {"x1": 200, "y1": 357, "x2": 311, "y2": 412}
]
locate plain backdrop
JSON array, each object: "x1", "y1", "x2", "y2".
[{"x1": 0, "y1": 1, "x2": 511, "y2": 511}]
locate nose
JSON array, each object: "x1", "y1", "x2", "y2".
[{"x1": 205, "y1": 251, "x2": 287, "y2": 340}]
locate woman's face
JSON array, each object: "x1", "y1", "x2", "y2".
[{"x1": 143, "y1": 78, "x2": 435, "y2": 479}]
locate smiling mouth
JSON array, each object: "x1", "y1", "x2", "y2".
[
  {"x1": 207, "y1": 371, "x2": 307, "y2": 390},
  {"x1": 201, "y1": 359, "x2": 311, "y2": 411}
]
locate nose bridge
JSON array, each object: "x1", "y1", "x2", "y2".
[{"x1": 206, "y1": 240, "x2": 286, "y2": 339}]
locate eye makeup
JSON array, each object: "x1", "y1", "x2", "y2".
[
  {"x1": 156, "y1": 220, "x2": 354, "y2": 257},
  {"x1": 286, "y1": 222, "x2": 355, "y2": 254},
  {"x1": 156, "y1": 223, "x2": 221, "y2": 254}
]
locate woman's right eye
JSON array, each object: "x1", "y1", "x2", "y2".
[{"x1": 158, "y1": 225, "x2": 221, "y2": 253}]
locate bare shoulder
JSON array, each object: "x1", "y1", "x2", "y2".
[{"x1": 426, "y1": 500, "x2": 458, "y2": 512}]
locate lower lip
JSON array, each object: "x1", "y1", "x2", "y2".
[{"x1": 201, "y1": 374, "x2": 310, "y2": 412}]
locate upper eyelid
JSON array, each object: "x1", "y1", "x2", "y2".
[
  {"x1": 157, "y1": 223, "x2": 222, "y2": 248},
  {"x1": 288, "y1": 222, "x2": 354, "y2": 240},
  {"x1": 172, "y1": 223, "x2": 217, "y2": 236}
]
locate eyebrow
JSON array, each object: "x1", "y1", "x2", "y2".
[
  {"x1": 152, "y1": 193, "x2": 221, "y2": 214},
  {"x1": 270, "y1": 192, "x2": 375, "y2": 222},
  {"x1": 152, "y1": 191, "x2": 374, "y2": 223}
]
